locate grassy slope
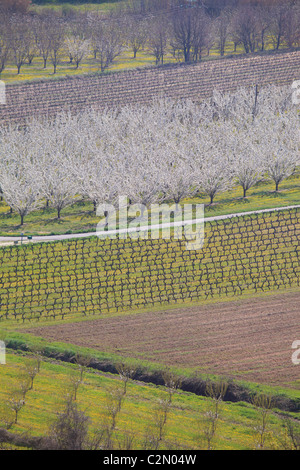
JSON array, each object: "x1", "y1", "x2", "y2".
[
  {"x1": 0, "y1": 173, "x2": 299, "y2": 238},
  {"x1": 2, "y1": 326, "x2": 300, "y2": 398},
  {"x1": 0, "y1": 350, "x2": 297, "y2": 450}
]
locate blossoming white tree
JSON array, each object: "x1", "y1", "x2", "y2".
[
  {"x1": 0, "y1": 130, "x2": 41, "y2": 225},
  {"x1": 0, "y1": 84, "x2": 299, "y2": 227},
  {"x1": 65, "y1": 36, "x2": 90, "y2": 69}
]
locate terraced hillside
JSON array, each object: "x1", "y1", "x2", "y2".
[{"x1": 1, "y1": 50, "x2": 300, "y2": 125}]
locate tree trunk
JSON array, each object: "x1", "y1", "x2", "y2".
[
  {"x1": 104, "y1": 210, "x2": 108, "y2": 228},
  {"x1": 276, "y1": 34, "x2": 281, "y2": 50}
]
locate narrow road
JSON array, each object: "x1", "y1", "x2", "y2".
[{"x1": 0, "y1": 204, "x2": 299, "y2": 245}]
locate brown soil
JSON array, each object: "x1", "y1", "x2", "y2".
[{"x1": 25, "y1": 291, "x2": 300, "y2": 388}]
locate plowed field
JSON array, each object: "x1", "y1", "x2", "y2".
[{"x1": 26, "y1": 291, "x2": 300, "y2": 388}]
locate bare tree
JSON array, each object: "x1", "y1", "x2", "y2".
[
  {"x1": 73, "y1": 353, "x2": 91, "y2": 383},
  {"x1": 125, "y1": 15, "x2": 148, "y2": 59},
  {"x1": 65, "y1": 355, "x2": 91, "y2": 402},
  {"x1": 7, "y1": 393, "x2": 25, "y2": 425},
  {"x1": 282, "y1": 3, "x2": 300, "y2": 48},
  {"x1": 24, "y1": 360, "x2": 39, "y2": 390},
  {"x1": 68, "y1": 370, "x2": 82, "y2": 402},
  {"x1": 214, "y1": 7, "x2": 232, "y2": 56},
  {"x1": 171, "y1": 6, "x2": 207, "y2": 62},
  {"x1": 116, "y1": 431, "x2": 135, "y2": 450},
  {"x1": 94, "y1": 18, "x2": 124, "y2": 72},
  {"x1": 48, "y1": 15, "x2": 65, "y2": 74},
  {"x1": 0, "y1": 20, "x2": 10, "y2": 75},
  {"x1": 192, "y1": 9, "x2": 213, "y2": 61},
  {"x1": 231, "y1": 4, "x2": 258, "y2": 54},
  {"x1": 33, "y1": 14, "x2": 55, "y2": 69},
  {"x1": 171, "y1": 6, "x2": 193, "y2": 62},
  {"x1": 87, "y1": 13, "x2": 103, "y2": 60},
  {"x1": 8, "y1": 14, "x2": 30, "y2": 74},
  {"x1": 142, "y1": 397, "x2": 172, "y2": 450},
  {"x1": 269, "y1": 3, "x2": 288, "y2": 50},
  {"x1": 101, "y1": 382, "x2": 126, "y2": 448},
  {"x1": 252, "y1": 393, "x2": 273, "y2": 450},
  {"x1": 17, "y1": 377, "x2": 31, "y2": 401},
  {"x1": 116, "y1": 361, "x2": 136, "y2": 396},
  {"x1": 198, "y1": 379, "x2": 228, "y2": 450},
  {"x1": 162, "y1": 368, "x2": 182, "y2": 404},
  {"x1": 254, "y1": 4, "x2": 272, "y2": 52},
  {"x1": 147, "y1": 13, "x2": 170, "y2": 65},
  {"x1": 49, "y1": 396, "x2": 91, "y2": 450},
  {"x1": 30, "y1": 346, "x2": 43, "y2": 374}
]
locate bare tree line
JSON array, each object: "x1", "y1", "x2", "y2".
[
  {"x1": 0, "y1": 0, "x2": 300, "y2": 76},
  {"x1": 0, "y1": 355, "x2": 299, "y2": 450}
]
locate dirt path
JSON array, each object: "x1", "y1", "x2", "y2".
[{"x1": 24, "y1": 291, "x2": 300, "y2": 388}]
